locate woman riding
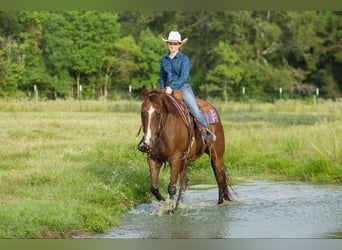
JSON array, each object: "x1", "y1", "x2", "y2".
[{"x1": 159, "y1": 30, "x2": 214, "y2": 144}]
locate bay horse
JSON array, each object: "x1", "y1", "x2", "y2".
[{"x1": 138, "y1": 86, "x2": 233, "y2": 212}]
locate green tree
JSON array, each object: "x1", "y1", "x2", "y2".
[
  {"x1": 18, "y1": 11, "x2": 52, "y2": 98},
  {"x1": 42, "y1": 11, "x2": 120, "y2": 99},
  {"x1": 0, "y1": 36, "x2": 24, "y2": 97},
  {"x1": 0, "y1": 11, "x2": 23, "y2": 38},
  {"x1": 41, "y1": 12, "x2": 74, "y2": 98},
  {"x1": 136, "y1": 28, "x2": 165, "y2": 89},
  {"x1": 310, "y1": 11, "x2": 342, "y2": 97},
  {"x1": 68, "y1": 11, "x2": 120, "y2": 99},
  {"x1": 206, "y1": 41, "x2": 243, "y2": 101},
  {"x1": 110, "y1": 35, "x2": 142, "y2": 96}
]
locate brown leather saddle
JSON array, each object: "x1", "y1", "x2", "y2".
[{"x1": 168, "y1": 90, "x2": 220, "y2": 132}]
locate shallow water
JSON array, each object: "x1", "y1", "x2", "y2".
[{"x1": 96, "y1": 180, "x2": 342, "y2": 238}]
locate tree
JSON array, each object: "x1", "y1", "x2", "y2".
[
  {"x1": 0, "y1": 36, "x2": 24, "y2": 97},
  {"x1": 0, "y1": 11, "x2": 23, "y2": 38},
  {"x1": 42, "y1": 11, "x2": 120, "y2": 99},
  {"x1": 206, "y1": 41, "x2": 243, "y2": 101},
  {"x1": 41, "y1": 12, "x2": 74, "y2": 98},
  {"x1": 68, "y1": 11, "x2": 120, "y2": 99},
  {"x1": 110, "y1": 35, "x2": 142, "y2": 95},
  {"x1": 136, "y1": 28, "x2": 165, "y2": 89},
  {"x1": 311, "y1": 11, "x2": 342, "y2": 97},
  {"x1": 18, "y1": 11, "x2": 52, "y2": 98}
]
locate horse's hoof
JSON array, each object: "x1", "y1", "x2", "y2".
[{"x1": 218, "y1": 199, "x2": 233, "y2": 206}]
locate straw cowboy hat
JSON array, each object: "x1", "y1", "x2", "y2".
[{"x1": 162, "y1": 31, "x2": 188, "y2": 44}]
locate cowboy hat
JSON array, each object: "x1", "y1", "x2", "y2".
[{"x1": 162, "y1": 31, "x2": 188, "y2": 44}]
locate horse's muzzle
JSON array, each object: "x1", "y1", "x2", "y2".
[
  {"x1": 137, "y1": 136, "x2": 152, "y2": 154},
  {"x1": 137, "y1": 143, "x2": 150, "y2": 153}
]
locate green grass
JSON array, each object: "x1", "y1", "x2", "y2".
[
  {"x1": 0, "y1": 99, "x2": 341, "y2": 238},
  {"x1": 211, "y1": 116, "x2": 342, "y2": 183},
  {"x1": 0, "y1": 110, "x2": 155, "y2": 238}
]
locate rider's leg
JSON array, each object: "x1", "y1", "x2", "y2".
[{"x1": 180, "y1": 85, "x2": 214, "y2": 143}]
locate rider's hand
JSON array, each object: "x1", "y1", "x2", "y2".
[{"x1": 165, "y1": 86, "x2": 172, "y2": 95}]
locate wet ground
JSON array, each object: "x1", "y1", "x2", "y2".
[{"x1": 96, "y1": 180, "x2": 342, "y2": 238}]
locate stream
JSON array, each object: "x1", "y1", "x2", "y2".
[{"x1": 96, "y1": 180, "x2": 342, "y2": 238}]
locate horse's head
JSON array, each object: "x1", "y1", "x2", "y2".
[{"x1": 140, "y1": 86, "x2": 166, "y2": 147}]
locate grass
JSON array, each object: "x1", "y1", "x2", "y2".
[
  {"x1": 0, "y1": 110, "x2": 156, "y2": 238},
  {"x1": 0, "y1": 98, "x2": 341, "y2": 238},
  {"x1": 219, "y1": 120, "x2": 342, "y2": 183}
]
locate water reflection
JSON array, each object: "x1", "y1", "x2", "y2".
[{"x1": 96, "y1": 180, "x2": 342, "y2": 238}]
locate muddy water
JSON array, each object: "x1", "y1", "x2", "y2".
[{"x1": 97, "y1": 180, "x2": 342, "y2": 238}]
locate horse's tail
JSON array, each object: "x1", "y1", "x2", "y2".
[{"x1": 225, "y1": 169, "x2": 237, "y2": 201}]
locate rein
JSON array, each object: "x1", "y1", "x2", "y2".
[{"x1": 166, "y1": 94, "x2": 191, "y2": 127}]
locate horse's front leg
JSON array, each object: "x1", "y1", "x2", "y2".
[
  {"x1": 168, "y1": 155, "x2": 182, "y2": 200},
  {"x1": 148, "y1": 157, "x2": 165, "y2": 201},
  {"x1": 175, "y1": 161, "x2": 189, "y2": 210}
]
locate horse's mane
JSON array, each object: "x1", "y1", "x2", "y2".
[{"x1": 148, "y1": 90, "x2": 181, "y2": 118}]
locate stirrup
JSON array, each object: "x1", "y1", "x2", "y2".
[{"x1": 204, "y1": 129, "x2": 216, "y2": 144}]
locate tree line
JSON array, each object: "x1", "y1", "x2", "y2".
[{"x1": 0, "y1": 11, "x2": 341, "y2": 101}]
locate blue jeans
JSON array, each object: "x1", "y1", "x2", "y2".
[{"x1": 180, "y1": 84, "x2": 208, "y2": 130}]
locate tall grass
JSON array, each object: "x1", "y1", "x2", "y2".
[{"x1": 0, "y1": 99, "x2": 341, "y2": 238}]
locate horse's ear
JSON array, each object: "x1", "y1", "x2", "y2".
[{"x1": 141, "y1": 85, "x2": 148, "y2": 99}]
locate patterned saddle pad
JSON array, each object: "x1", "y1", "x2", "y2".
[
  {"x1": 204, "y1": 108, "x2": 219, "y2": 125},
  {"x1": 197, "y1": 99, "x2": 220, "y2": 125}
]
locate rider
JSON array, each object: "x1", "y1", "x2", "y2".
[{"x1": 159, "y1": 30, "x2": 214, "y2": 144}]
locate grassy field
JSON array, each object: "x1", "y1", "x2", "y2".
[{"x1": 0, "y1": 98, "x2": 341, "y2": 238}]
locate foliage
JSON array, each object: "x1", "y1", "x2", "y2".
[
  {"x1": 206, "y1": 41, "x2": 243, "y2": 101},
  {"x1": 0, "y1": 11, "x2": 341, "y2": 100}
]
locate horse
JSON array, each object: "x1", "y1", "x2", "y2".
[{"x1": 137, "y1": 86, "x2": 233, "y2": 212}]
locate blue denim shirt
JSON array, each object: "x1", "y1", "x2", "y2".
[{"x1": 159, "y1": 51, "x2": 190, "y2": 90}]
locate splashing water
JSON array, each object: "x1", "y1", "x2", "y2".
[{"x1": 94, "y1": 180, "x2": 342, "y2": 238}]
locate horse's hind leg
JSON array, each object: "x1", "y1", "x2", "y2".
[
  {"x1": 210, "y1": 150, "x2": 232, "y2": 204},
  {"x1": 148, "y1": 158, "x2": 165, "y2": 201}
]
